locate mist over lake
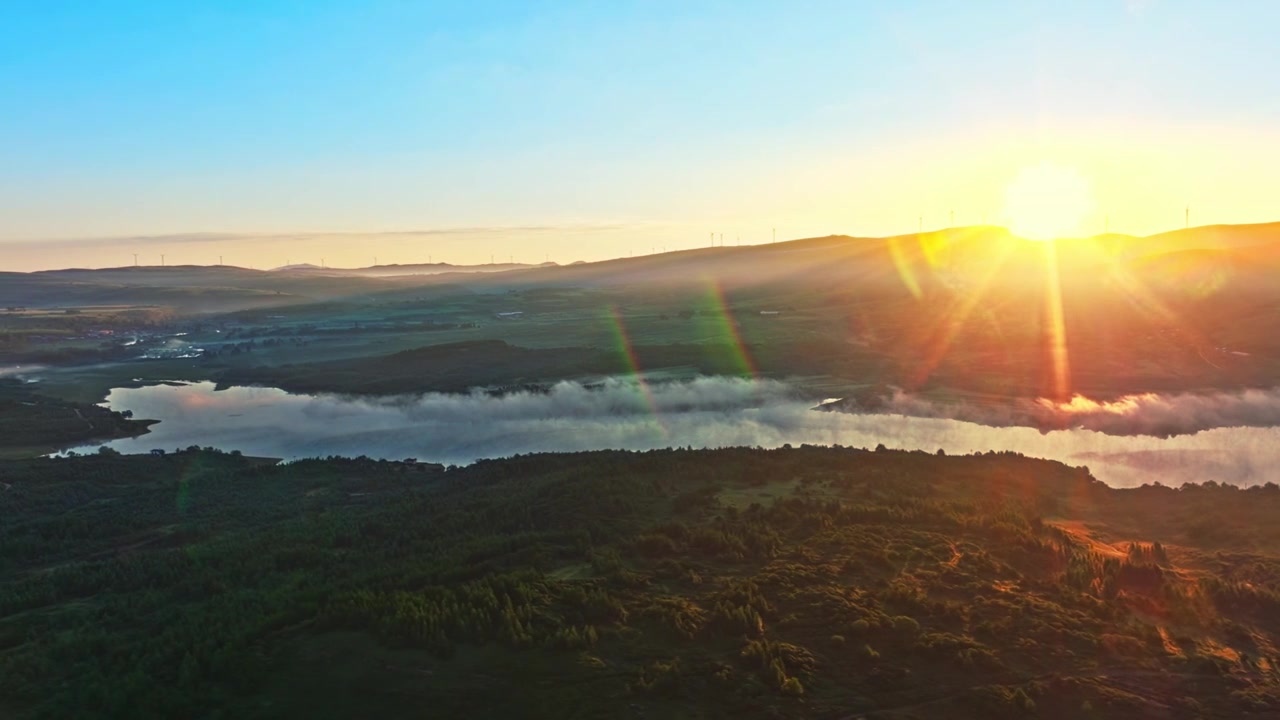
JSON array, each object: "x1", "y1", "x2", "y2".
[{"x1": 77, "y1": 378, "x2": 1280, "y2": 489}]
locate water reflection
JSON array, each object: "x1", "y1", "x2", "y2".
[{"x1": 75, "y1": 378, "x2": 1280, "y2": 488}]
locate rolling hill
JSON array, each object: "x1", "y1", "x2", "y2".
[{"x1": 6, "y1": 223, "x2": 1279, "y2": 314}]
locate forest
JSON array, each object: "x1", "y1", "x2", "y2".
[
  {"x1": 4, "y1": 445, "x2": 1280, "y2": 718},
  {"x1": 0, "y1": 379, "x2": 152, "y2": 458}
]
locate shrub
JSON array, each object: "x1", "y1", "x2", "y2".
[{"x1": 780, "y1": 676, "x2": 804, "y2": 696}]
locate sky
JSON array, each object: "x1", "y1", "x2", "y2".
[{"x1": 2, "y1": 0, "x2": 1278, "y2": 270}]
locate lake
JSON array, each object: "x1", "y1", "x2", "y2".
[{"x1": 75, "y1": 377, "x2": 1280, "y2": 488}]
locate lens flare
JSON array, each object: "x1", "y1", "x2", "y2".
[
  {"x1": 698, "y1": 280, "x2": 757, "y2": 377},
  {"x1": 887, "y1": 236, "x2": 923, "y2": 299},
  {"x1": 606, "y1": 306, "x2": 668, "y2": 436}
]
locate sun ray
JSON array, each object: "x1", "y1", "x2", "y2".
[
  {"x1": 887, "y1": 235, "x2": 924, "y2": 299},
  {"x1": 1076, "y1": 235, "x2": 1217, "y2": 358},
  {"x1": 1042, "y1": 240, "x2": 1072, "y2": 402},
  {"x1": 906, "y1": 229, "x2": 1019, "y2": 390}
]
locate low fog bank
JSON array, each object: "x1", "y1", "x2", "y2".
[
  {"x1": 830, "y1": 387, "x2": 1280, "y2": 438},
  {"x1": 378, "y1": 376, "x2": 802, "y2": 421},
  {"x1": 81, "y1": 377, "x2": 1280, "y2": 488}
]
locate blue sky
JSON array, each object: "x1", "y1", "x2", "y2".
[{"x1": 2, "y1": 1, "x2": 1277, "y2": 268}]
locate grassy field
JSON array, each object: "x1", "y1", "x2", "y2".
[
  {"x1": 186, "y1": 269, "x2": 1280, "y2": 409},
  {"x1": 19, "y1": 283, "x2": 886, "y2": 401},
  {"x1": 17, "y1": 270, "x2": 1279, "y2": 413}
]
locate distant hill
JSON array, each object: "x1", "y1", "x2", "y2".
[
  {"x1": 4, "y1": 265, "x2": 411, "y2": 312},
  {"x1": 5, "y1": 222, "x2": 1278, "y2": 313},
  {"x1": 458, "y1": 222, "x2": 1280, "y2": 296},
  {"x1": 270, "y1": 261, "x2": 558, "y2": 277},
  {"x1": 1133, "y1": 221, "x2": 1280, "y2": 254},
  {"x1": 1130, "y1": 240, "x2": 1280, "y2": 271},
  {"x1": 443, "y1": 226, "x2": 1074, "y2": 295}
]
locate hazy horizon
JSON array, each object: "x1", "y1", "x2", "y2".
[{"x1": 5, "y1": 219, "x2": 1280, "y2": 273}]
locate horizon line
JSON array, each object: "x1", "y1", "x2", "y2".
[{"x1": 8, "y1": 219, "x2": 1279, "y2": 274}]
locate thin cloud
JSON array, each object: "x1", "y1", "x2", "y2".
[
  {"x1": 3, "y1": 224, "x2": 638, "y2": 249},
  {"x1": 4, "y1": 233, "x2": 241, "y2": 249}
]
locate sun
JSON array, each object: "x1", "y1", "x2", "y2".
[{"x1": 1002, "y1": 163, "x2": 1095, "y2": 241}]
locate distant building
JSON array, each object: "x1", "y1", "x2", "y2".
[{"x1": 150, "y1": 449, "x2": 166, "y2": 456}]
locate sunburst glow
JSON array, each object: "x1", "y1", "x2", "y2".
[{"x1": 1003, "y1": 163, "x2": 1096, "y2": 241}]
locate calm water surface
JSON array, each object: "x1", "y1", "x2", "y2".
[{"x1": 76, "y1": 378, "x2": 1280, "y2": 489}]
